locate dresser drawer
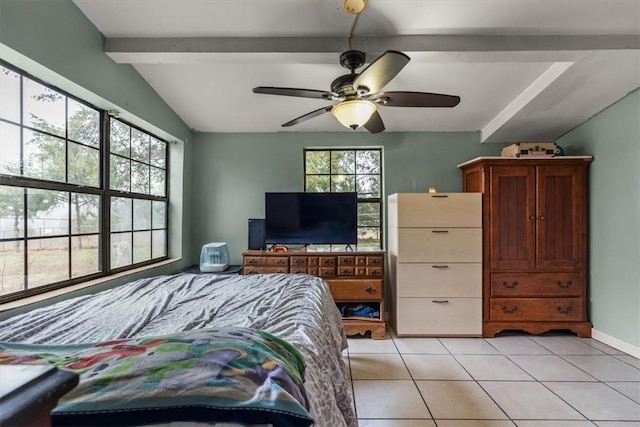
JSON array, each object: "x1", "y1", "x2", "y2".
[
  {"x1": 489, "y1": 298, "x2": 584, "y2": 321},
  {"x1": 328, "y1": 279, "x2": 382, "y2": 301},
  {"x1": 243, "y1": 256, "x2": 289, "y2": 267},
  {"x1": 491, "y1": 273, "x2": 583, "y2": 297},
  {"x1": 397, "y1": 228, "x2": 482, "y2": 262},
  {"x1": 394, "y1": 193, "x2": 482, "y2": 228},
  {"x1": 396, "y1": 297, "x2": 481, "y2": 336},
  {"x1": 244, "y1": 266, "x2": 289, "y2": 275},
  {"x1": 397, "y1": 263, "x2": 481, "y2": 297},
  {"x1": 338, "y1": 256, "x2": 356, "y2": 266},
  {"x1": 318, "y1": 267, "x2": 336, "y2": 278},
  {"x1": 290, "y1": 256, "x2": 308, "y2": 267},
  {"x1": 319, "y1": 256, "x2": 336, "y2": 267}
]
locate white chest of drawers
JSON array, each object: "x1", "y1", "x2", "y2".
[{"x1": 388, "y1": 193, "x2": 482, "y2": 336}]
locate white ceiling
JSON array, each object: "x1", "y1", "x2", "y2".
[{"x1": 73, "y1": 0, "x2": 640, "y2": 142}]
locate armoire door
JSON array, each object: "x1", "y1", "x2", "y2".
[
  {"x1": 536, "y1": 165, "x2": 585, "y2": 270},
  {"x1": 489, "y1": 165, "x2": 536, "y2": 270}
]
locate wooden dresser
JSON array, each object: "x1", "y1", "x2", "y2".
[
  {"x1": 242, "y1": 250, "x2": 386, "y2": 339},
  {"x1": 388, "y1": 193, "x2": 483, "y2": 336},
  {"x1": 459, "y1": 156, "x2": 593, "y2": 338}
]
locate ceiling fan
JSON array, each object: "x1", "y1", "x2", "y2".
[{"x1": 252, "y1": 49, "x2": 461, "y2": 134}]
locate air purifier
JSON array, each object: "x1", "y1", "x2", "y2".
[{"x1": 199, "y1": 242, "x2": 230, "y2": 272}]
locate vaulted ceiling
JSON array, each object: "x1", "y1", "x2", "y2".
[{"x1": 73, "y1": 0, "x2": 640, "y2": 142}]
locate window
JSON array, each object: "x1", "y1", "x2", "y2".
[
  {"x1": 304, "y1": 148, "x2": 382, "y2": 249},
  {"x1": 0, "y1": 62, "x2": 168, "y2": 302}
]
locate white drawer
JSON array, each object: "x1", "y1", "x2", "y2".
[
  {"x1": 394, "y1": 193, "x2": 481, "y2": 228},
  {"x1": 395, "y1": 297, "x2": 482, "y2": 336},
  {"x1": 397, "y1": 263, "x2": 481, "y2": 298},
  {"x1": 397, "y1": 228, "x2": 482, "y2": 262}
]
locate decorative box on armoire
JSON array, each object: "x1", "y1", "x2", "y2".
[
  {"x1": 458, "y1": 156, "x2": 593, "y2": 338},
  {"x1": 388, "y1": 193, "x2": 483, "y2": 336}
]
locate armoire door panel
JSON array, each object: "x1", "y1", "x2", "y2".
[{"x1": 490, "y1": 166, "x2": 536, "y2": 270}]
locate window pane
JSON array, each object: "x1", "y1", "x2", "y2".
[
  {"x1": 0, "y1": 240, "x2": 24, "y2": 295},
  {"x1": 131, "y1": 161, "x2": 149, "y2": 194},
  {"x1": 111, "y1": 197, "x2": 132, "y2": 232},
  {"x1": 131, "y1": 128, "x2": 149, "y2": 163},
  {"x1": 152, "y1": 230, "x2": 166, "y2": 258},
  {"x1": 150, "y1": 167, "x2": 165, "y2": 197},
  {"x1": 110, "y1": 120, "x2": 130, "y2": 157},
  {"x1": 133, "y1": 199, "x2": 151, "y2": 230},
  {"x1": 150, "y1": 138, "x2": 165, "y2": 167},
  {"x1": 331, "y1": 150, "x2": 355, "y2": 174},
  {"x1": 305, "y1": 175, "x2": 330, "y2": 192},
  {"x1": 305, "y1": 151, "x2": 329, "y2": 174},
  {"x1": 69, "y1": 142, "x2": 99, "y2": 187},
  {"x1": 110, "y1": 155, "x2": 130, "y2": 191},
  {"x1": 27, "y1": 189, "x2": 68, "y2": 237},
  {"x1": 23, "y1": 129, "x2": 65, "y2": 182},
  {"x1": 23, "y1": 78, "x2": 65, "y2": 137},
  {"x1": 330, "y1": 175, "x2": 355, "y2": 192},
  {"x1": 72, "y1": 235, "x2": 100, "y2": 277},
  {"x1": 133, "y1": 231, "x2": 151, "y2": 263},
  {"x1": 358, "y1": 202, "x2": 380, "y2": 226},
  {"x1": 152, "y1": 201, "x2": 166, "y2": 229},
  {"x1": 0, "y1": 66, "x2": 21, "y2": 123},
  {"x1": 356, "y1": 175, "x2": 381, "y2": 198},
  {"x1": 28, "y1": 237, "x2": 69, "y2": 287},
  {"x1": 68, "y1": 98, "x2": 99, "y2": 147},
  {"x1": 356, "y1": 150, "x2": 381, "y2": 174},
  {"x1": 0, "y1": 186, "x2": 24, "y2": 238},
  {"x1": 111, "y1": 232, "x2": 132, "y2": 268},
  {"x1": 0, "y1": 121, "x2": 21, "y2": 175},
  {"x1": 71, "y1": 193, "x2": 100, "y2": 234},
  {"x1": 357, "y1": 227, "x2": 380, "y2": 248}
]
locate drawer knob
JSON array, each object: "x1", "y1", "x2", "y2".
[
  {"x1": 248, "y1": 259, "x2": 258, "y2": 265},
  {"x1": 277, "y1": 260, "x2": 286, "y2": 265},
  {"x1": 365, "y1": 286, "x2": 376, "y2": 294},
  {"x1": 557, "y1": 280, "x2": 573, "y2": 288},
  {"x1": 502, "y1": 281, "x2": 518, "y2": 289},
  {"x1": 557, "y1": 306, "x2": 573, "y2": 314},
  {"x1": 501, "y1": 305, "x2": 518, "y2": 314},
  {"x1": 370, "y1": 270, "x2": 380, "y2": 276}
]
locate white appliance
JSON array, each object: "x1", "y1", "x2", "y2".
[{"x1": 199, "y1": 242, "x2": 230, "y2": 272}]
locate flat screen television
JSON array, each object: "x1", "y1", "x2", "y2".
[{"x1": 265, "y1": 192, "x2": 357, "y2": 246}]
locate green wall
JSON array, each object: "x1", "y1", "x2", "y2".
[{"x1": 558, "y1": 89, "x2": 640, "y2": 347}]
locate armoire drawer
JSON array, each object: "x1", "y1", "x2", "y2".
[
  {"x1": 394, "y1": 193, "x2": 482, "y2": 228},
  {"x1": 397, "y1": 228, "x2": 482, "y2": 262},
  {"x1": 397, "y1": 263, "x2": 481, "y2": 298},
  {"x1": 489, "y1": 297, "x2": 584, "y2": 321},
  {"x1": 328, "y1": 279, "x2": 382, "y2": 301},
  {"x1": 396, "y1": 298, "x2": 482, "y2": 336},
  {"x1": 491, "y1": 273, "x2": 583, "y2": 297}
]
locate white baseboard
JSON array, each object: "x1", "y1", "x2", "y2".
[{"x1": 592, "y1": 328, "x2": 640, "y2": 358}]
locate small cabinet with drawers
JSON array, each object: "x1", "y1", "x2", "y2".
[
  {"x1": 242, "y1": 250, "x2": 385, "y2": 339},
  {"x1": 388, "y1": 193, "x2": 482, "y2": 336}
]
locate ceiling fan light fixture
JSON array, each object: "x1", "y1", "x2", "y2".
[
  {"x1": 341, "y1": 0, "x2": 367, "y2": 15},
  {"x1": 332, "y1": 100, "x2": 376, "y2": 130}
]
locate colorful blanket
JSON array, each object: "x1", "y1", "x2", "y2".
[{"x1": 0, "y1": 327, "x2": 313, "y2": 427}]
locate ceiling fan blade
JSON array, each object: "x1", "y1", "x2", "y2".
[
  {"x1": 282, "y1": 106, "x2": 334, "y2": 127},
  {"x1": 353, "y1": 50, "x2": 410, "y2": 95},
  {"x1": 253, "y1": 86, "x2": 337, "y2": 100},
  {"x1": 373, "y1": 91, "x2": 461, "y2": 108},
  {"x1": 364, "y1": 110, "x2": 385, "y2": 134}
]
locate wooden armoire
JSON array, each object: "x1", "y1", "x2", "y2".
[{"x1": 458, "y1": 156, "x2": 593, "y2": 338}]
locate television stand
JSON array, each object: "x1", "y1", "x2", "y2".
[{"x1": 242, "y1": 250, "x2": 386, "y2": 339}]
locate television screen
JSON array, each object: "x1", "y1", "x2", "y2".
[{"x1": 265, "y1": 192, "x2": 357, "y2": 245}]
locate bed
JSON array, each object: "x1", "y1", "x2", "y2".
[{"x1": 0, "y1": 273, "x2": 357, "y2": 427}]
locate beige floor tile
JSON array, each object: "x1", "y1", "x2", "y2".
[
  {"x1": 358, "y1": 419, "x2": 436, "y2": 427},
  {"x1": 415, "y1": 380, "x2": 508, "y2": 420},
  {"x1": 608, "y1": 381, "x2": 640, "y2": 403},
  {"x1": 485, "y1": 335, "x2": 552, "y2": 355},
  {"x1": 479, "y1": 381, "x2": 585, "y2": 420},
  {"x1": 545, "y1": 381, "x2": 640, "y2": 421},
  {"x1": 528, "y1": 336, "x2": 605, "y2": 355},
  {"x1": 348, "y1": 336, "x2": 399, "y2": 354},
  {"x1": 403, "y1": 354, "x2": 473, "y2": 380},
  {"x1": 352, "y1": 380, "x2": 431, "y2": 419},
  {"x1": 455, "y1": 355, "x2": 534, "y2": 381},
  {"x1": 581, "y1": 338, "x2": 629, "y2": 355},
  {"x1": 509, "y1": 355, "x2": 597, "y2": 381},
  {"x1": 594, "y1": 422, "x2": 640, "y2": 427},
  {"x1": 439, "y1": 338, "x2": 501, "y2": 354},
  {"x1": 436, "y1": 421, "x2": 515, "y2": 427},
  {"x1": 562, "y1": 355, "x2": 640, "y2": 381},
  {"x1": 515, "y1": 422, "x2": 595, "y2": 427},
  {"x1": 392, "y1": 337, "x2": 449, "y2": 354},
  {"x1": 350, "y1": 353, "x2": 411, "y2": 379},
  {"x1": 615, "y1": 355, "x2": 640, "y2": 369}
]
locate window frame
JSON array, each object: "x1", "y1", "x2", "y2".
[{"x1": 0, "y1": 60, "x2": 169, "y2": 303}]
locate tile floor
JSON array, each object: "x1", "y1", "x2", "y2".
[{"x1": 344, "y1": 328, "x2": 640, "y2": 427}]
